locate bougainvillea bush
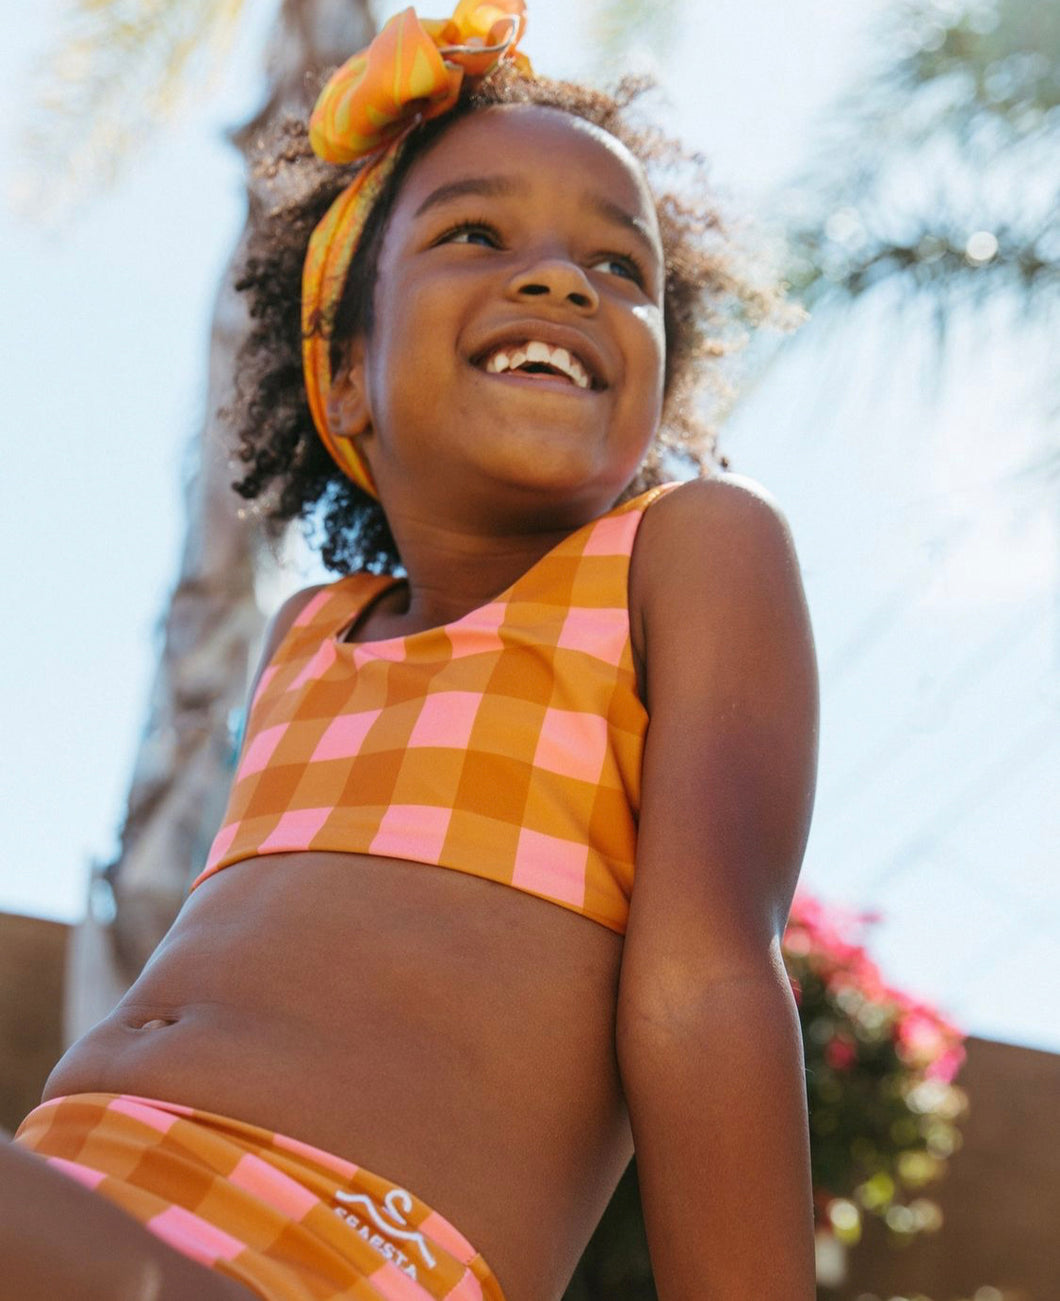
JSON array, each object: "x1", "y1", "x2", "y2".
[
  {"x1": 783, "y1": 891, "x2": 968, "y2": 1249},
  {"x1": 563, "y1": 891, "x2": 969, "y2": 1298}
]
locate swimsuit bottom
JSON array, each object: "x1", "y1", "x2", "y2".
[{"x1": 14, "y1": 1093, "x2": 507, "y2": 1301}]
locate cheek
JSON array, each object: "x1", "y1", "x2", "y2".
[
  {"x1": 634, "y1": 303, "x2": 665, "y2": 350},
  {"x1": 364, "y1": 280, "x2": 461, "y2": 425},
  {"x1": 375, "y1": 267, "x2": 460, "y2": 356},
  {"x1": 629, "y1": 305, "x2": 667, "y2": 399}
]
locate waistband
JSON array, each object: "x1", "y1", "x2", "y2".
[{"x1": 15, "y1": 1092, "x2": 507, "y2": 1301}]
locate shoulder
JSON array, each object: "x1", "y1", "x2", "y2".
[
  {"x1": 646, "y1": 468, "x2": 787, "y2": 521},
  {"x1": 634, "y1": 471, "x2": 794, "y2": 571},
  {"x1": 629, "y1": 472, "x2": 804, "y2": 703}
]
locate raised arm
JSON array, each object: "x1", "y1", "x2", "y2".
[{"x1": 618, "y1": 474, "x2": 819, "y2": 1299}]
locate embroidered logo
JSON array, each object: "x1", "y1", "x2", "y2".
[{"x1": 332, "y1": 1185, "x2": 437, "y2": 1279}]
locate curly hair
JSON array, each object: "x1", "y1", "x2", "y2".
[{"x1": 230, "y1": 64, "x2": 805, "y2": 574}]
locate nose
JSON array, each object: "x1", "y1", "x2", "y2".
[{"x1": 506, "y1": 256, "x2": 599, "y2": 313}]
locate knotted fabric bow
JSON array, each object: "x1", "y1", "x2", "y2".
[{"x1": 301, "y1": 1, "x2": 532, "y2": 497}]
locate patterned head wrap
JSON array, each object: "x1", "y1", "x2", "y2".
[{"x1": 301, "y1": 1, "x2": 532, "y2": 497}]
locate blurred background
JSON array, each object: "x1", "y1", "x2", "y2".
[{"x1": 1, "y1": 1, "x2": 1056, "y2": 1298}]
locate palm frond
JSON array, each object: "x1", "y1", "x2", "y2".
[
  {"x1": 13, "y1": 0, "x2": 249, "y2": 219},
  {"x1": 772, "y1": 0, "x2": 1058, "y2": 407}
]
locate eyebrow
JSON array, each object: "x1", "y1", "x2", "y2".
[
  {"x1": 413, "y1": 175, "x2": 528, "y2": 218},
  {"x1": 413, "y1": 172, "x2": 661, "y2": 260},
  {"x1": 585, "y1": 194, "x2": 660, "y2": 259}
]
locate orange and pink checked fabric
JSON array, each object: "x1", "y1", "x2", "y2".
[
  {"x1": 195, "y1": 486, "x2": 678, "y2": 933},
  {"x1": 15, "y1": 1093, "x2": 506, "y2": 1300}
]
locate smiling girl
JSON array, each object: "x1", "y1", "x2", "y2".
[{"x1": 5, "y1": 4, "x2": 819, "y2": 1299}]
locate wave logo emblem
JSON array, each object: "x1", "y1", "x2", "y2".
[{"x1": 333, "y1": 1186, "x2": 438, "y2": 1270}]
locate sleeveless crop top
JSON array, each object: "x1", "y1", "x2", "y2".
[{"x1": 193, "y1": 484, "x2": 678, "y2": 933}]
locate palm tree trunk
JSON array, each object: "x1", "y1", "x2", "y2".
[{"x1": 65, "y1": 0, "x2": 376, "y2": 1044}]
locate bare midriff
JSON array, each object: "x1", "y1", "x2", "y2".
[{"x1": 44, "y1": 851, "x2": 632, "y2": 1301}]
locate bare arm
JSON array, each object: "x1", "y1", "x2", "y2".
[{"x1": 618, "y1": 474, "x2": 819, "y2": 1299}]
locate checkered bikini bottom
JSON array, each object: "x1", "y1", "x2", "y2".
[{"x1": 15, "y1": 1093, "x2": 506, "y2": 1301}]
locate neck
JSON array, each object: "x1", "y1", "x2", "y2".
[
  {"x1": 380, "y1": 516, "x2": 575, "y2": 636},
  {"x1": 360, "y1": 470, "x2": 634, "y2": 639}
]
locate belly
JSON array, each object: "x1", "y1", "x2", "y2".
[{"x1": 45, "y1": 851, "x2": 633, "y2": 1301}]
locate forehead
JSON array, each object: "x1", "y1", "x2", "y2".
[{"x1": 392, "y1": 103, "x2": 660, "y2": 238}]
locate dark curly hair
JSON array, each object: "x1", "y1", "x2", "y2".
[{"x1": 230, "y1": 64, "x2": 805, "y2": 574}]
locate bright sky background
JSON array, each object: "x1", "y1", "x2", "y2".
[{"x1": 2, "y1": 0, "x2": 1056, "y2": 1053}]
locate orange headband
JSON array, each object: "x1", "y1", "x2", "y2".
[{"x1": 301, "y1": 1, "x2": 532, "y2": 497}]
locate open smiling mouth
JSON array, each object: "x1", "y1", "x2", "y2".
[{"x1": 474, "y1": 340, "x2": 600, "y2": 390}]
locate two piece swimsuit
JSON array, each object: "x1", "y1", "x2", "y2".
[{"x1": 16, "y1": 484, "x2": 678, "y2": 1300}]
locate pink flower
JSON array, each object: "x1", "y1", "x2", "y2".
[
  {"x1": 786, "y1": 890, "x2": 966, "y2": 1079},
  {"x1": 825, "y1": 1037, "x2": 858, "y2": 1071},
  {"x1": 925, "y1": 1044, "x2": 966, "y2": 1084}
]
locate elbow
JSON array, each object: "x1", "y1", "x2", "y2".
[{"x1": 616, "y1": 965, "x2": 802, "y2": 1069}]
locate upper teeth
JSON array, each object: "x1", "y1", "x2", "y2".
[{"x1": 483, "y1": 340, "x2": 591, "y2": 388}]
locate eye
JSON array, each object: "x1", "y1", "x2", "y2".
[
  {"x1": 590, "y1": 253, "x2": 645, "y2": 285},
  {"x1": 435, "y1": 219, "x2": 502, "y2": 248}
]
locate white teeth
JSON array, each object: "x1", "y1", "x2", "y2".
[{"x1": 481, "y1": 339, "x2": 593, "y2": 389}]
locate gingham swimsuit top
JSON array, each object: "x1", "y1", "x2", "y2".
[{"x1": 193, "y1": 484, "x2": 679, "y2": 933}]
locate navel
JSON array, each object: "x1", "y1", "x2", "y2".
[{"x1": 136, "y1": 1016, "x2": 177, "y2": 1031}]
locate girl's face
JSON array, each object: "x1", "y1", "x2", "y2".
[{"x1": 339, "y1": 104, "x2": 666, "y2": 524}]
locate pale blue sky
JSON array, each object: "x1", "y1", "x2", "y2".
[{"x1": 2, "y1": 0, "x2": 1056, "y2": 1052}]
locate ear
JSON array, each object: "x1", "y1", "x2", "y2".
[{"x1": 325, "y1": 337, "x2": 372, "y2": 443}]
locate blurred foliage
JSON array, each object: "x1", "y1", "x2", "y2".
[
  {"x1": 14, "y1": 0, "x2": 249, "y2": 217},
  {"x1": 777, "y1": 0, "x2": 1058, "y2": 387},
  {"x1": 589, "y1": 0, "x2": 681, "y2": 77},
  {"x1": 785, "y1": 894, "x2": 967, "y2": 1249},
  {"x1": 563, "y1": 893, "x2": 970, "y2": 1298}
]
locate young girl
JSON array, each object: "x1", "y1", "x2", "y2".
[{"x1": 5, "y1": 4, "x2": 819, "y2": 1298}]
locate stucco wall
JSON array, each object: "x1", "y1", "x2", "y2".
[
  {"x1": 826, "y1": 1035, "x2": 1057, "y2": 1301},
  {"x1": 0, "y1": 912, "x2": 67, "y2": 1133}
]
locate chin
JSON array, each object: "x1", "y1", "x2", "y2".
[{"x1": 493, "y1": 452, "x2": 610, "y2": 496}]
